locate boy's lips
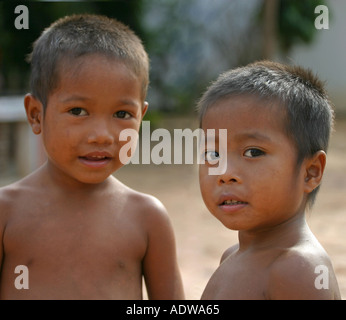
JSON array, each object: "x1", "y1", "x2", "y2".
[
  {"x1": 78, "y1": 151, "x2": 113, "y2": 168},
  {"x1": 218, "y1": 194, "x2": 248, "y2": 212}
]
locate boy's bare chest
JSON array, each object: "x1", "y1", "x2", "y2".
[
  {"x1": 5, "y1": 198, "x2": 146, "y2": 271},
  {"x1": 1, "y1": 199, "x2": 146, "y2": 298},
  {"x1": 202, "y1": 253, "x2": 271, "y2": 300}
]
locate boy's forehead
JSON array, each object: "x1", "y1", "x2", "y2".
[
  {"x1": 200, "y1": 95, "x2": 294, "y2": 147},
  {"x1": 200, "y1": 96, "x2": 298, "y2": 154},
  {"x1": 203, "y1": 94, "x2": 285, "y2": 125},
  {"x1": 57, "y1": 53, "x2": 132, "y2": 77},
  {"x1": 52, "y1": 53, "x2": 140, "y2": 96},
  {"x1": 46, "y1": 53, "x2": 143, "y2": 106}
]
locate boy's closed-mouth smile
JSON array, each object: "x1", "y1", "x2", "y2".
[{"x1": 79, "y1": 151, "x2": 113, "y2": 168}]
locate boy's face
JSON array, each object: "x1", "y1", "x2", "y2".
[
  {"x1": 27, "y1": 54, "x2": 147, "y2": 185},
  {"x1": 199, "y1": 95, "x2": 307, "y2": 232}
]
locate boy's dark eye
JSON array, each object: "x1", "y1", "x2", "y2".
[
  {"x1": 114, "y1": 111, "x2": 131, "y2": 119},
  {"x1": 69, "y1": 107, "x2": 87, "y2": 116},
  {"x1": 203, "y1": 150, "x2": 220, "y2": 164},
  {"x1": 244, "y1": 148, "x2": 265, "y2": 158}
]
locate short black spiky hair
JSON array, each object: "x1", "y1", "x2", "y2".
[
  {"x1": 197, "y1": 60, "x2": 334, "y2": 207},
  {"x1": 27, "y1": 14, "x2": 149, "y2": 109}
]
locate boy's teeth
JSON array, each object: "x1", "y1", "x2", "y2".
[
  {"x1": 223, "y1": 200, "x2": 244, "y2": 205},
  {"x1": 87, "y1": 156, "x2": 106, "y2": 160}
]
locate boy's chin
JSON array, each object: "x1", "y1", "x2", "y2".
[{"x1": 76, "y1": 164, "x2": 123, "y2": 185}]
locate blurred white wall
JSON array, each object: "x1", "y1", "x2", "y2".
[
  {"x1": 0, "y1": 96, "x2": 45, "y2": 179},
  {"x1": 288, "y1": 0, "x2": 346, "y2": 115}
]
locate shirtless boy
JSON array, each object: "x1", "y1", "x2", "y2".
[
  {"x1": 0, "y1": 14, "x2": 184, "y2": 300},
  {"x1": 197, "y1": 61, "x2": 341, "y2": 299}
]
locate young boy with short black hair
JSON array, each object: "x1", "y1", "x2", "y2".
[
  {"x1": 0, "y1": 14, "x2": 184, "y2": 300},
  {"x1": 198, "y1": 61, "x2": 341, "y2": 299}
]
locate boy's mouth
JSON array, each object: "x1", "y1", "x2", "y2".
[
  {"x1": 218, "y1": 194, "x2": 248, "y2": 208},
  {"x1": 80, "y1": 151, "x2": 113, "y2": 160},
  {"x1": 218, "y1": 196, "x2": 248, "y2": 213},
  {"x1": 80, "y1": 155, "x2": 111, "y2": 161},
  {"x1": 79, "y1": 151, "x2": 113, "y2": 168},
  {"x1": 221, "y1": 199, "x2": 247, "y2": 205}
]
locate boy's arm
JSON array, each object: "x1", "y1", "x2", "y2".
[
  {"x1": 0, "y1": 189, "x2": 9, "y2": 284},
  {"x1": 142, "y1": 196, "x2": 185, "y2": 300},
  {"x1": 268, "y1": 253, "x2": 341, "y2": 300}
]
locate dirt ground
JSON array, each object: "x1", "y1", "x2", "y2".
[
  {"x1": 1, "y1": 116, "x2": 345, "y2": 300},
  {"x1": 114, "y1": 116, "x2": 346, "y2": 300}
]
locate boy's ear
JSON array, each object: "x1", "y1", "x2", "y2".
[
  {"x1": 303, "y1": 150, "x2": 326, "y2": 194},
  {"x1": 141, "y1": 101, "x2": 148, "y2": 120},
  {"x1": 24, "y1": 94, "x2": 43, "y2": 135}
]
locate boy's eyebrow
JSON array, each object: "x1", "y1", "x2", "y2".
[
  {"x1": 60, "y1": 95, "x2": 91, "y2": 103},
  {"x1": 234, "y1": 132, "x2": 273, "y2": 143},
  {"x1": 203, "y1": 131, "x2": 273, "y2": 144},
  {"x1": 60, "y1": 95, "x2": 139, "y2": 107}
]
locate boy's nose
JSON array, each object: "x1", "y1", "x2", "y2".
[
  {"x1": 87, "y1": 122, "x2": 115, "y2": 145},
  {"x1": 218, "y1": 174, "x2": 238, "y2": 185},
  {"x1": 217, "y1": 159, "x2": 241, "y2": 185}
]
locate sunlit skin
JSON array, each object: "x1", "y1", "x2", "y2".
[
  {"x1": 0, "y1": 54, "x2": 184, "y2": 299},
  {"x1": 199, "y1": 95, "x2": 340, "y2": 299},
  {"x1": 39, "y1": 55, "x2": 145, "y2": 188}
]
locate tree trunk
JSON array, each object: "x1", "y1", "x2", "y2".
[{"x1": 262, "y1": 0, "x2": 279, "y2": 60}]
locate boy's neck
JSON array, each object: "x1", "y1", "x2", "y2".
[
  {"x1": 41, "y1": 161, "x2": 114, "y2": 195},
  {"x1": 237, "y1": 212, "x2": 311, "y2": 252}
]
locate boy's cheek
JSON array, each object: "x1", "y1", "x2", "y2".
[{"x1": 199, "y1": 170, "x2": 215, "y2": 196}]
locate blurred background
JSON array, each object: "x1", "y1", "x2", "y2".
[{"x1": 0, "y1": 0, "x2": 345, "y2": 299}]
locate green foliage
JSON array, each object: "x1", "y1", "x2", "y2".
[
  {"x1": 0, "y1": 0, "x2": 329, "y2": 113},
  {"x1": 0, "y1": 0, "x2": 145, "y2": 94},
  {"x1": 142, "y1": 109, "x2": 162, "y2": 131},
  {"x1": 278, "y1": 0, "x2": 329, "y2": 53}
]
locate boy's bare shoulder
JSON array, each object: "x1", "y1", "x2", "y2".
[
  {"x1": 0, "y1": 180, "x2": 27, "y2": 213},
  {"x1": 115, "y1": 178, "x2": 170, "y2": 224},
  {"x1": 0, "y1": 179, "x2": 31, "y2": 229},
  {"x1": 267, "y1": 244, "x2": 340, "y2": 299},
  {"x1": 220, "y1": 244, "x2": 239, "y2": 263},
  {"x1": 0, "y1": 172, "x2": 40, "y2": 200}
]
